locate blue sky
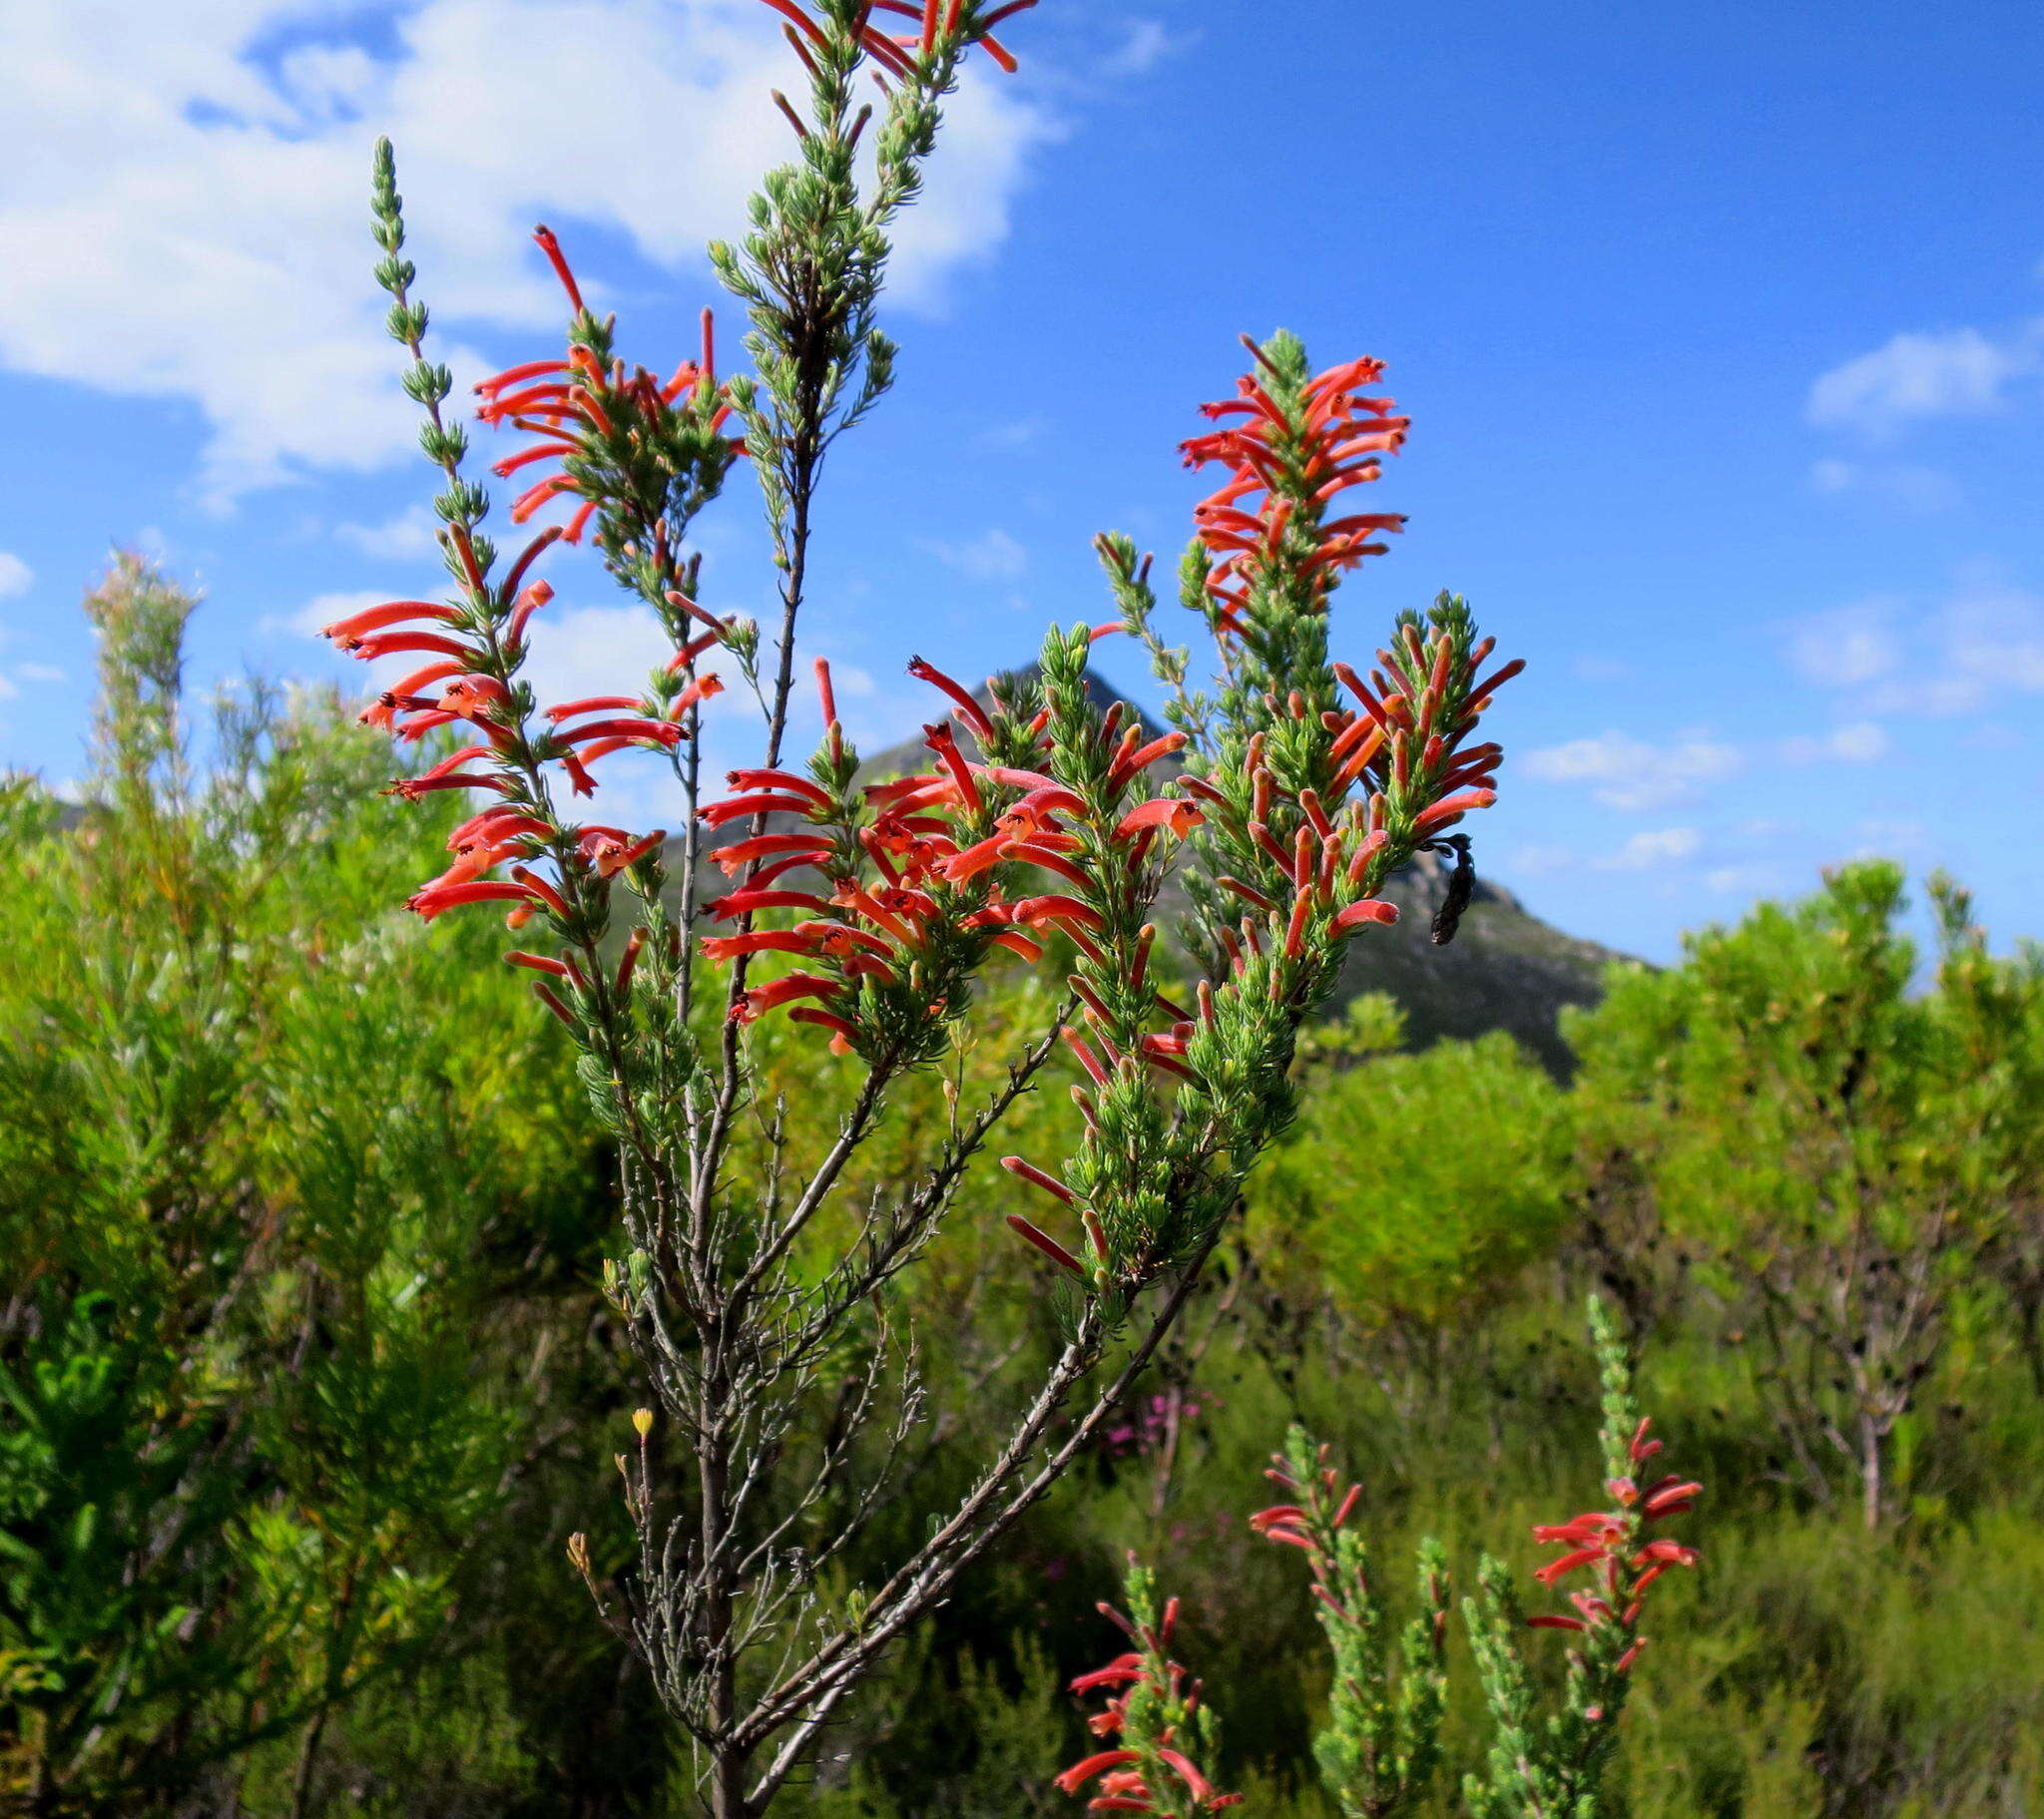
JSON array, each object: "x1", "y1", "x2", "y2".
[{"x1": 2, "y1": 0, "x2": 2041, "y2": 962}]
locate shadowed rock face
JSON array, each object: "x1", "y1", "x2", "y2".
[
  {"x1": 677, "y1": 666, "x2": 1627, "y2": 1074},
  {"x1": 1323, "y1": 850, "x2": 1618, "y2": 1076}
]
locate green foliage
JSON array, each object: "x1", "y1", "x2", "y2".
[
  {"x1": 0, "y1": 562, "x2": 614, "y2": 1814},
  {"x1": 1255, "y1": 1014, "x2": 1572, "y2": 1332},
  {"x1": 1567, "y1": 862, "x2": 2044, "y2": 1524},
  {"x1": 1260, "y1": 1425, "x2": 1449, "y2": 1819},
  {"x1": 8, "y1": 562, "x2": 2044, "y2": 1817}
]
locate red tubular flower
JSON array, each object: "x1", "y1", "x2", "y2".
[
  {"x1": 710, "y1": 832, "x2": 833, "y2": 874},
  {"x1": 1055, "y1": 1751, "x2": 1141, "y2": 1796},
  {"x1": 348, "y1": 630, "x2": 478, "y2": 664},
  {"x1": 906, "y1": 656, "x2": 996, "y2": 742},
  {"x1": 1114, "y1": 797, "x2": 1203, "y2": 841},
  {"x1": 406, "y1": 880, "x2": 538, "y2": 922},
  {"x1": 787, "y1": 1007, "x2": 861, "y2": 1051},
  {"x1": 1330, "y1": 897, "x2": 1398, "y2": 933},
  {"x1": 546, "y1": 695, "x2": 645, "y2": 720},
  {"x1": 707, "y1": 783, "x2": 833, "y2": 828},
  {"x1": 1005, "y1": 1213, "x2": 1084, "y2": 1276},
  {"x1": 1014, "y1": 895, "x2": 1108, "y2": 935},
  {"x1": 705, "y1": 887, "x2": 831, "y2": 919},
  {"x1": 392, "y1": 770, "x2": 511, "y2": 801},
  {"x1": 321, "y1": 600, "x2": 460, "y2": 643},
  {"x1": 506, "y1": 950, "x2": 571, "y2": 978},
  {"x1": 726, "y1": 767, "x2": 835, "y2": 809},
  {"x1": 585, "y1": 829, "x2": 665, "y2": 876},
  {"x1": 553, "y1": 715, "x2": 686, "y2": 748},
  {"x1": 1413, "y1": 788, "x2": 1496, "y2": 834},
  {"x1": 1001, "y1": 1154, "x2": 1078, "y2": 1207},
  {"x1": 702, "y1": 931, "x2": 822, "y2": 962},
  {"x1": 733, "y1": 971, "x2": 842, "y2": 1024}
]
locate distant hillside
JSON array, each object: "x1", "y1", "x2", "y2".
[{"x1": 677, "y1": 666, "x2": 1627, "y2": 1073}]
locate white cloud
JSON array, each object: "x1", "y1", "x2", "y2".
[
  {"x1": 1786, "y1": 601, "x2": 1901, "y2": 689},
  {"x1": 1595, "y1": 827, "x2": 1700, "y2": 872},
  {"x1": 1827, "y1": 720, "x2": 1889, "y2": 761},
  {"x1": 1523, "y1": 730, "x2": 1741, "y2": 811},
  {"x1": 1808, "y1": 458, "x2": 1959, "y2": 511},
  {"x1": 1102, "y1": 20, "x2": 1175, "y2": 76},
  {"x1": 15, "y1": 663, "x2": 66, "y2": 683},
  {"x1": 1940, "y1": 578, "x2": 2044, "y2": 692},
  {"x1": 1705, "y1": 863, "x2": 1785, "y2": 896},
  {"x1": 1806, "y1": 323, "x2": 2040, "y2": 437},
  {"x1": 335, "y1": 504, "x2": 445, "y2": 560},
  {"x1": 0, "y1": 552, "x2": 32, "y2": 598},
  {"x1": 0, "y1": 0, "x2": 1055, "y2": 502},
  {"x1": 1779, "y1": 720, "x2": 1890, "y2": 764},
  {"x1": 1846, "y1": 573, "x2": 2044, "y2": 717},
  {"x1": 520, "y1": 600, "x2": 675, "y2": 705},
  {"x1": 922, "y1": 526, "x2": 1028, "y2": 582},
  {"x1": 1503, "y1": 842, "x2": 1576, "y2": 878}
]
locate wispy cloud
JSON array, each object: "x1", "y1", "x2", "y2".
[
  {"x1": 0, "y1": 0, "x2": 1056, "y2": 503},
  {"x1": 1595, "y1": 827, "x2": 1701, "y2": 871},
  {"x1": 1785, "y1": 600, "x2": 1901, "y2": 689},
  {"x1": 921, "y1": 527, "x2": 1029, "y2": 583},
  {"x1": 1806, "y1": 322, "x2": 2040, "y2": 438},
  {"x1": 334, "y1": 505, "x2": 444, "y2": 561},
  {"x1": 1523, "y1": 730, "x2": 1741, "y2": 811},
  {"x1": 1101, "y1": 19, "x2": 1176, "y2": 77},
  {"x1": 1808, "y1": 457, "x2": 1960, "y2": 511},
  {"x1": 1793, "y1": 572, "x2": 2044, "y2": 718},
  {"x1": 1778, "y1": 720, "x2": 1890, "y2": 764},
  {"x1": 0, "y1": 551, "x2": 32, "y2": 599}
]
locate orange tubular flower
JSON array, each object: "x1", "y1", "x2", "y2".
[
  {"x1": 693, "y1": 658, "x2": 1089, "y2": 1052},
  {"x1": 1526, "y1": 1414, "x2": 1701, "y2": 1677},
  {"x1": 475, "y1": 228, "x2": 744, "y2": 548},
  {"x1": 770, "y1": 0, "x2": 1035, "y2": 80},
  {"x1": 733, "y1": 971, "x2": 843, "y2": 1025},
  {"x1": 1114, "y1": 797, "x2": 1203, "y2": 841},
  {"x1": 1181, "y1": 351, "x2": 1410, "y2": 632},
  {"x1": 1057, "y1": 1585, "x2": 1243, "y2": 1814}
]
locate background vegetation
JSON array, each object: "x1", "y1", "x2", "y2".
[{"x1": 4, "y1": 564, "x2": 2039, "y2": 1817}]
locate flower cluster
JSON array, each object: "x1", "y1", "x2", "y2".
[
  {"x1": 693, "y1": 655, "x2": 1200, "y2": 1067},
  {"x1": 996, "y1": 344, "x2": 1522, "y2": 1302},
  {"x1": 1056, "y1": 1564, "x2": 1241, "y2": 1815},
  {"x1": 1104, "y1": 336, "x2": 1523, "y2": 987},
  {"x1": 1458, "y1": 1300, "x2": 1702, "y2": 1819},
  {"x1": 475, "y1": 227, "x2": 744, "y2": 561},
  {"x1": 1251, "y1": 1428, "x2": 1450, "y2": 1818},
  {"x1": 319, "y1": 590, "x2": 679, "y2": 936},
  {"x1": 1182, "y1": 347, "x2": 1411, "y2": 640},
  {"x1": 335, "y1": 160, "x2": 762, "y2": 1045},
  {"x1": 1526, "y1": 1415, "x2": 1701, "y2": 1674},
  {"x1": 764, "y1": 0, "x2": 1035, "y2": 79}
]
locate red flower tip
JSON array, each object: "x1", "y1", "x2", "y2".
[
  {"x1": 1001, "y1": 1155, "x2": 1078, "y2": 1206},
  {"x1": 1054, "y1": 1751, "x2": 1141, "y2": 1797},
  {"x1": 906, "y1": 655, "x2": 996, "y2": 742},
  {"x1": 1005, "y1": 1214, "x2": 1083, "y2": 1277},
  {"x1": 1115, "y1": 797, "x2": 1203, "y2": 841},
  {"x1": 532, "y1": 224, "x2": 585, "y2": 313},
  {"x1": 1330, "y1": 897, "x2": 1398, "y2": 932}
]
